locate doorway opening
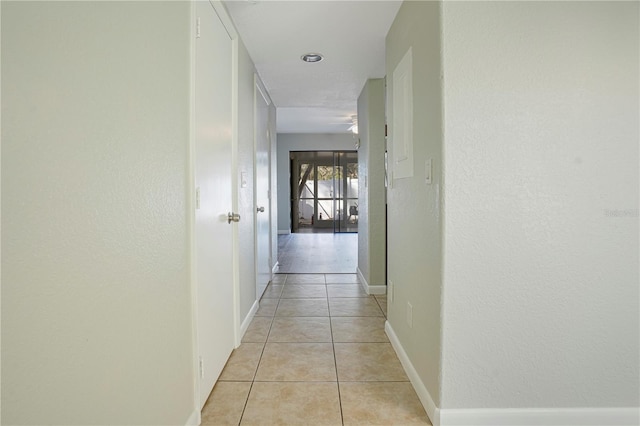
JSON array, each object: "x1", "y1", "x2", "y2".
[{"x1": 290, "y1": 151, "x2": 358, "y2": 234}]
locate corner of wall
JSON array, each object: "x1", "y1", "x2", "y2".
[
  {"x1": 239, "y1": 300, "x2": 259, "y2": 346},
  {"x1": 185, "y1": 409, "x2": 200, "y2": 426},
  {"x1": 386, "y1": 321, "x2": 441, "y2": 426},
  {"x1": 385, "y1": 0, "x2": 443, "y2": 411}
]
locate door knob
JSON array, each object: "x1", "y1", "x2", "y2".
[
  {"x1": 227, "y1": 212, "x2": 241, "y2": 224},
  {"x1": 257, "y1": 206, "x2": 265, "y2": 213}
]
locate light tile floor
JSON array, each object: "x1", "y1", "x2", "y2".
[
  {"x1": 201, "y1": 273, "x2": 431, "y2": 426},
  {"x1": 275, "y1": 234, "x2": 358, "y2": 274}
]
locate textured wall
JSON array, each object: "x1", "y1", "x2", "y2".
[
  {"x1": 275, "y1": 133, "x2": 356, "y2": 233},
  {"x1": 357, "y1": 79, "x2": 387, "y2": 287},
  {"x1": 1, "y1": 2, "x2": 194, "y2": 424},
  {"x1": 357, "y1": 87, "x2": 371, "y2": 284},
  {"x1": 237, "y1": 39, "x2": 258, "y2": 322},
  {"x1": 385, "y1": 0, "x2": 443, "y2": 406},
  {"x1": 441, "y1": 1, "x2": 639, "y2": 409}
]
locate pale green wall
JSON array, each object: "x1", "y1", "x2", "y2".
[
  {"x1": 385, "y1": 0, "x2": 443, "y2": 406},
  {"x1": 385, "y1": 0, "x2": 639, "y2": 417},
  {"x1": 269, "y1": 106, "x2": 279, "y2": 270},
  {"x1": 357, "y1": 79, "x2": 386, "y2": 288},
  {"x1": 440, "y1": 1, "x2": 639, "y2": 410},
  {"x1": 1, "y1": 2, "x2": 194, "y2": 423}
]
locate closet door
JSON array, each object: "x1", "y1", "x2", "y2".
[{"x1": 194, "y1": 0, "x2": 235, "y2": 408}]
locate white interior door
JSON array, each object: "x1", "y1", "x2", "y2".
[
  {"x1": 255, "y1": 77, "x2": 271, "y2": 299},
  {"x1": 194, "y1": 1, "x2": 235, "y2": 408}
]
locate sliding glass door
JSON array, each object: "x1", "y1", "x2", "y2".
[
  {"x1": 291, "y1": 151, "x2": 358, "y2": 233},
  {"x1": 333, "y1": 151, "x2": 358, "y2": 233}
]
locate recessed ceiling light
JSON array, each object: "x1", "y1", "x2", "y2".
[{"x1": 301, "y1": 53, "x2": 323, "y2": 63}]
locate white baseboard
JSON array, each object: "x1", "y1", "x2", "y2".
[
  {"x1": 439, "y1": 407, "x2": 640, "y2": 425},
  {"x1": 367, "y1": 285, "x2": 387, "y2": 295},
  {"x1": 385, "y1": 323, "x2": 639, "y2": 426},
  {"x1": 185, "y1": 409, "x2": 200, "y2": 426},
  {"x1": 239, "y1": 300, "x2": 259, "y2": 344},
  {"x1": 356, "y1": 267, "x2": 368, "y2": 292},
  {"x1": 277, "y1": 230, "x2": 290, "y2": 235},
  {"x1": 385, "y1": 321, "x2": 440, "y2": 425},
  {"x1": 357, "y1": 267, "x2": 387, "y2": 295}
]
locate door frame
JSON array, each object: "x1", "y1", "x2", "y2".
[{"x1": 189, "y1": 0, "x2": 241, "y2": 421}]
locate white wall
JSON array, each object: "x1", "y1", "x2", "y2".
[
  {"x1": 385, "y1": 0, "x2": 444, "y2": 409},
  {"x1": 237, "y1": 39, "x2": 258, "y2": 321},
  {"x1": 276, "y1": 133, "x2": 356, "y2": 233},
  {"x1": 357, "y1": 79, "x2": 387, "y2": 288},
  {"x1": 441, "y1": 0, "x2": 639, "y2": 412},
  {"x1": 1, "y1": 2, "x2": 194, "y2": 424}
]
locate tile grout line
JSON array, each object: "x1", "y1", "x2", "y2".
[
  {"x1": 373, "y1": 294, "x2": 387, "y2": 319},
  {"x1": 237, "y1": 277, "x2": 283, "y2": 425},
  {"x1": 327, "y1": 281, "x2": 345, "y2": 426},
  {"x1": 236, "y1": 378, "x2": 254, "y2": 425}
]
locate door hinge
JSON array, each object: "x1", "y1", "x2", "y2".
[
  {"x1": 199, "y1": 356, "x2": 204, "y2": 378},
  {"x1": 196, "y1": 17, "x2": 201, "y2": 39}
]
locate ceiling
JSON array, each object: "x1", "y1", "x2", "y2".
[{"x1": 224, "y1": 0, "x2": 402, "y2": 134}]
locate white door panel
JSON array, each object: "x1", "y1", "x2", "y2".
[
  {"x1": 195, "y1": 1, "x2": 234, "y2": 408},
  {"x1": 255, "y1": 77, "x2": 271, "y2": 298}
]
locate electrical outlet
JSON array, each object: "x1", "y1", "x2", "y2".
[
  {"x1": 388, "y1": 280, "x2": 394, "y2": 304},
  {"x1": 407, "y1": 302, "x2": 413, "y2": 328}
]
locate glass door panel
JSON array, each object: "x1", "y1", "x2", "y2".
[
  {"x1": 316, "y1": 164, "x2": 335, "y2": 229},
  {"x1": 296, "y1": 162, "x2": 315, "y2": 231},
  {"x1": 333, "y1": 152, "x2": 358, "y2": 233},
  {"x1": 345, "y1": 152, "x2": 358, "y2": 233},
  {"x1": 290, "y1": 151, "x2": 358, "y2": 233}
]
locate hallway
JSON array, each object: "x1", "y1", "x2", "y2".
[{"x1": 201, "y1": 273, "x2": 430, "y2": 425}]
